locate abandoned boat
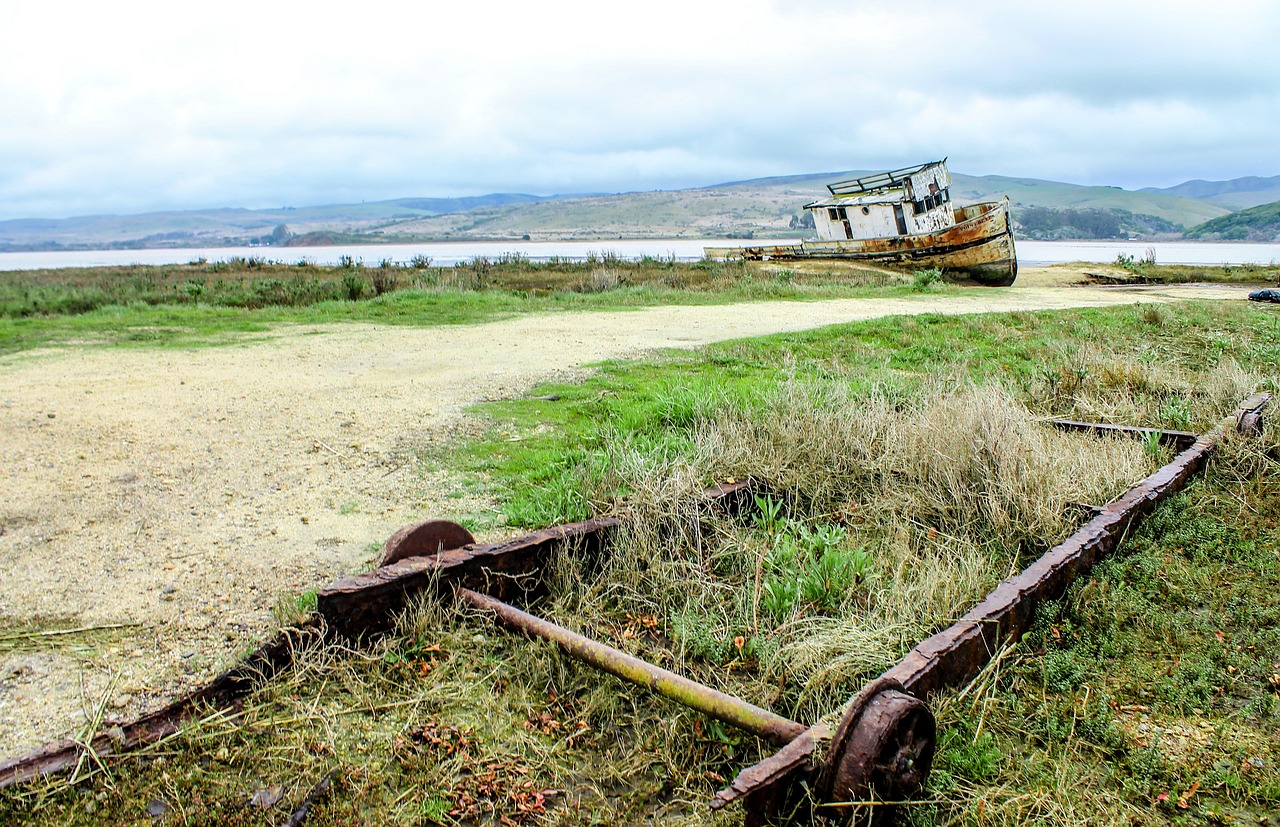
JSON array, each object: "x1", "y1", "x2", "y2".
[{"x1": 705, "y1": 159, "x2": 1017, "y2": 286}]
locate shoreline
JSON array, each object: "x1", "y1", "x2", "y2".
[{"x1": 3, "y1": 238, "x2": 1279, "y2": 273}]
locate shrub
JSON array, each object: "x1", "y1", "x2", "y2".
[
  {"x1": 342, "y1": 271, "x2": 366, "y2": 300},
  {"x1": 911, "y1": 267, "x2": 942, "y2": 290}
]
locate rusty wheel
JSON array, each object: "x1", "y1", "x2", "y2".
[
  {"x1": 378, "y1": 519, "x2": 475, "y2": 567},
  {"x1": 819, "y1": 678, "x2": 935, "y2": 821}
]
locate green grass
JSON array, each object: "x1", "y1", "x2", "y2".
[
  {"x1": 0, "y1": 258, "x2": 948, "y2": 354},
  {"x1": 444, "y1": 301, "x2": 1280, "y2": 529}
]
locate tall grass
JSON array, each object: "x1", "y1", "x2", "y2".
[{"x1": 559, "y1": 383, "x2": 1159, "y2": 723}]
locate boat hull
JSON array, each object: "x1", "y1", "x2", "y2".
[{"x1": 705, "y1": 199, "x2": 1018, "y2": 287}]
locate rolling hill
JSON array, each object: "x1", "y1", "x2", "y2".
[
  {"x1": 0, "y1": 194, "x2": 551, "y2": 251},
  {"x1": 0, "y1": 169, "x2": 1254, "y2": 251},
  {"x1": 1185, "y1": 199, "x2": 1280, "y2": 241},
  {"x1": 382, "y1": 170, "x2": 1230, "y2": 242},
  {"x1": 1140, "y1": 175, "x2": 1280, "y2": 211}
]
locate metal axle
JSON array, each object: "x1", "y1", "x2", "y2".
[{"x1": 457, "y1": 587, "x2": 808, "y2": 746}]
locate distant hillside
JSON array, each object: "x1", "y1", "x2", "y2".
[
  {"x1": 1185, "y1": 200, "x2": 1280, "y2": 241},
  {"x1": 0, "y1": 194, "x2": 550, "y2": 251},
  {"x1": 1140, "y1": 175, "x2": 1280, "y2": 211},
  {"x1": 0, "y1": 168, "x2": 1249, "y2": 250},
  {"x1": 385, "y1": 170, "x2": 1228, "y2": 242}
]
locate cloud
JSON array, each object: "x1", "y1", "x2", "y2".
[{"x1": 1, "y1": 0, "x2": 1278, "y2": 219}]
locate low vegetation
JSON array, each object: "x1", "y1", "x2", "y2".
[
  {"x1": 1112, "y1": 251, "x2": 1277, "y2": 285},
  {"x1": 0, "y1": 256, "x2": 938, "y2": 355},
  {"x1": 3, "y1": 299, "x2": 1278, "y2": 825}
]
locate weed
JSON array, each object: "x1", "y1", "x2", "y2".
[
  {"x1": 270, "y1": 588, "x2": 318, "y2": 627},
  {"x1": 753, "y1": 494, "x2": 786, "y2": 535},
  {"x1": 1140, "y1": 303, "x2": 1166, "y2": 325},
  {"x1": 1143, "y1": 428, "x2": 1165, "y2": 458},
  {"x1": 911, "y1": 267, "x2": 942, "y2": 290},
  {"x1": 1116, "y1": 247, "x2": 1158, "y2": 276},
  {"x1": 761, "y1": 578, "x2": 800, "y2": 621},
  {"x1": 570, "y1": 267, "x2": 623, "y2": 293},
  {"x1": 799, "y1": 548, "x2": 858, "y2": 610},
  {"x1": 370, "y1": 265, "x2": 398, "y2": 297},
  {"x1": 341, "y1": 270, "x2": 366, "y2": 301}
]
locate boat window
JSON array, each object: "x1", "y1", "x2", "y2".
[
  {"x1": 893, "y1": 203, "x2": 908, "y2": 235},
  {"x1": 861, "y1": 206, "x2": 870, "y2": 215},
  {"x1": 828, "y1": 208, "x2": 841, "y2": 222}
]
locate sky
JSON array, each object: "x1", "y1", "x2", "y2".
[{"x1": 2, "y1": 0, "x2": 1278, "y2": 221}]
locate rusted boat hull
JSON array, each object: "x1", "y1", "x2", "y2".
[{"x1": 705, "y1": 199, "x2": 1017, "y2": 287}]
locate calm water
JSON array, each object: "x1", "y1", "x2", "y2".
[{"x1": 0, "y1": 238, "x2": 1276, "y2": 272}]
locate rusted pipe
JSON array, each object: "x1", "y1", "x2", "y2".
[{"x1": 457, "y1": 587, "x2": 808, "y2": 746}]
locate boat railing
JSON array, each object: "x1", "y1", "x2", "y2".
[{"x1": 826, "y1": 159, "x2": 944, "y2": 198}]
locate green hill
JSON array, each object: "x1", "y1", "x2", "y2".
[
  {"x1": 387, "y1": 170, "x2": 1228, "y2": 242},
  {"x1": 1185, "y1": 200, "x2": 1280, "y2": 241},
  {"x1": 1140, "y1": 175, "x2": 1280, "y2": 211},
  {"x1": 0, "y1": 169, "x2": 1245, "y2": 250},
  {"x1": 0, "y1": 194, "x2": 549, "y2": 251}
]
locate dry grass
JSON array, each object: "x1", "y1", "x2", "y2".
[
  {"x1": 1027, "y1": 345, "x2": 1254, "y2": 432},
  {"x1": 551, "y1": 382, "x2": 1157, "y2": 728}
]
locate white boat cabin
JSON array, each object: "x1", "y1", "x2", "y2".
[{"x1": 805, "y1": 159, "x2": 956, "y2": 241}]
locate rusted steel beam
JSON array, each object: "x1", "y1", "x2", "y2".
[
  {"x1": 319, "y1": 516, "x2": 623, "y2": 639},
  {"x1": 714, "y1": 393, "x2": 1271, "y2": 813},
  {"x1": 318, "y1": 479, "x2": 762, "y2": 640},
  {"x1": 708, "y1": 724, "x2": 832, "y2": 810},
  {"x1": 458, "y1": 587, "x2": 808, "y2": 746},
  {"x1": 1048, "y1": 418, "x2": 1198, "y2": 451},
  {"x1": 0, "y1": 623, "x2": 322, "y2": 789}
]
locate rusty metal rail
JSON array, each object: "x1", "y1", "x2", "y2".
[
  {"x1": 1048, "y1": 418, "x2": 1198, "y2": 451},
  {"x1": 0, "y1": 625, "x2": 322, "y2": 788},
  {"x1": 0, "y1": 481, "x2": 759, "y2": 790},
  {"x1": 457, "y1": 589, "x2": 934, "y2": 826},
  {"x1": 317, "y1": 479, "x2": 760, "y2": 639}
]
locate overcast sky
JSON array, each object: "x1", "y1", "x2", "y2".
[{"x1": 3, "y1": 0, "x2": 1277, "y2": 220}]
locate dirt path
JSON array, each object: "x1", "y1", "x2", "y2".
[{"x1": 0, "y1": 280, "x2": 1248, "y2": 754}]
